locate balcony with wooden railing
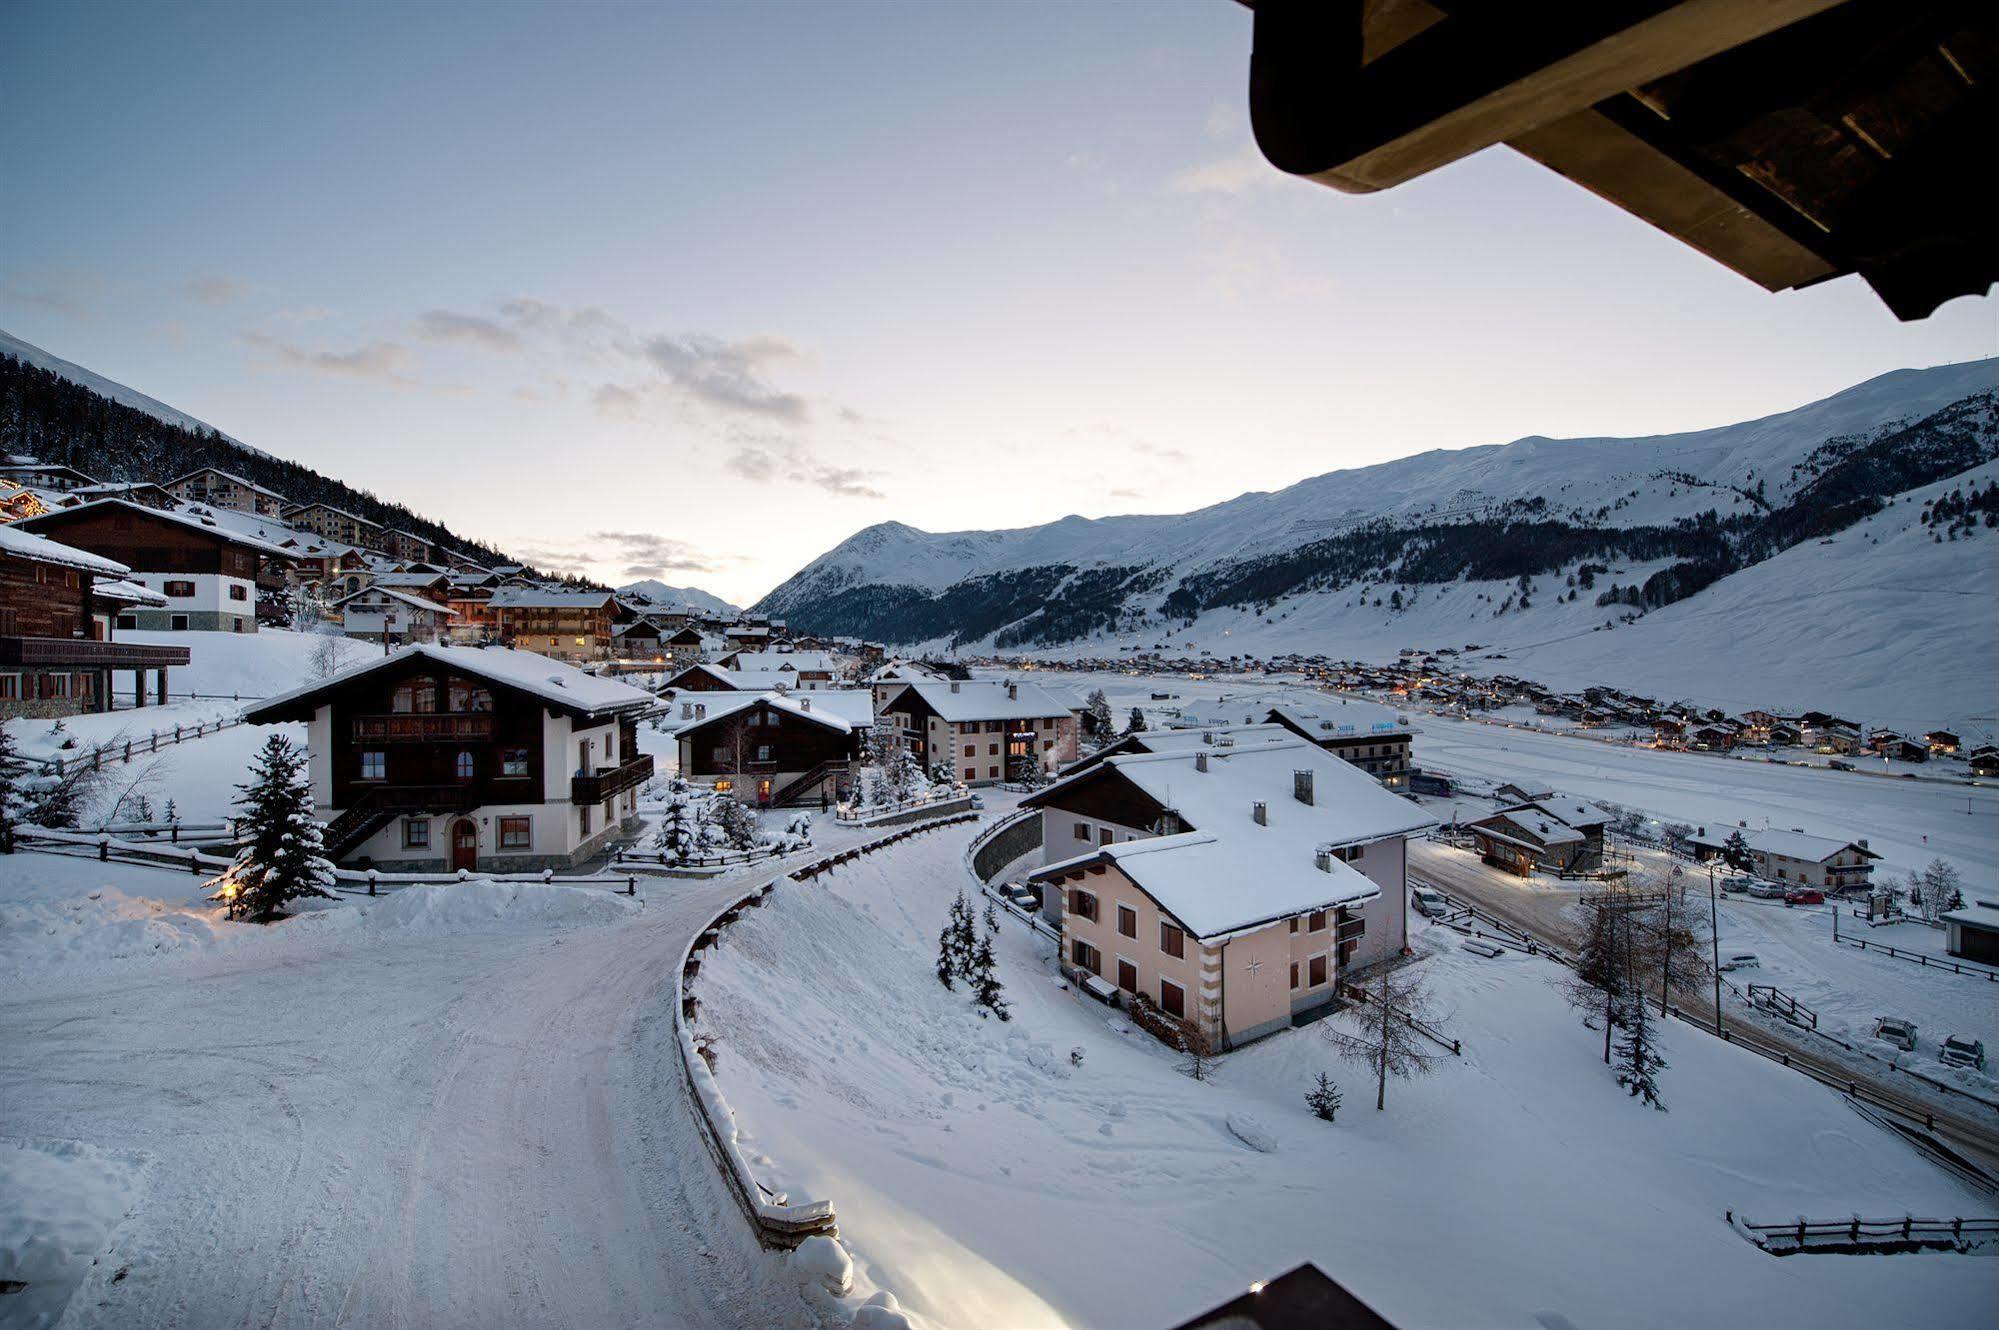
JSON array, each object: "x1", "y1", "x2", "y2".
[
  {"x1": 0, "y1": 636, "x2": 191, "y2": 668},
  {"x1": 571, "y1": 753, "x2": 654, "y2": 805},
  {"x1": 350, "y1": 713, "x2": 498, "y2": 743}
]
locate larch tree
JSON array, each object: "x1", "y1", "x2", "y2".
[{"x1": 1322, "y1": 964, "x2": 1446, "y2": 1111}]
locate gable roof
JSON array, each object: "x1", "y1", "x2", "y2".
[
  {"x1": 885, "y1": 678, "x2": 1073, "y2": 723},
  {"x1": 669, "y1": 688, "x2": 871, "y2": 737},
  {"x1": 0, "y1": 521, "x2": 129, "y2": 577},
  {"x1": 17, "y1": 497, "x2": 297, "y2": 558},
  {"x1": 164, "y1": 466, "x2": 287, "y2": 498},
  {"x1": 244, "y1": 644, "x2": 654, "y2": 723},
  {"x1": 488, "y1": 587, "x2": 618, "y2": 610},
  {"x1": 331, "y1": 585, "x2": 458, "y2": 615},
  {"x1": 663, "y1": 661, "x2": 743, "y2": 690},
  {"x1": 727, "y1": 649, "x2": 839, "y2": 673}
]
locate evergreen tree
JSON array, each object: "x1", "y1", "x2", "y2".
[
  {"x1": 968, "y1": 929, "x2": 1009, "y2": 1020},
  {"x1": 1613, "y1": 979, "x2": 1668, "y2": 1110},
  {"x1": 937, "y1": 890, "x2": 977, "y2": 990},
  {"x1": 0, "y1": 726, "x2": 27, "y2": 854},
  {"x1": 713, "y1": 797, "x2": 763, "y2": 851},
  {"x1": 1125, "y1": 707, "x2": 1148, "y2": 736},
  {"x1": 1082, "y1": 690, "x2": 1114, "y2": 742},
  {"x1": 1721, "y1": 829, "x2": 1753, "y2": 871},
  {"x1": 653, "y1": 778, "x2": 695, "y2": 860},
  {"x1": 1305, "y1": 1072, "x2": 1343, "y2": 1122},
  {"x1": 214, "y1": 734, "x2": 336, "y2": 922}
]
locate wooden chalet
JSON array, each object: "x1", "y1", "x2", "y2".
[
  {"x1": 0, "y1": 523, "x2": 188, "y2": 718},
  {"x1": 488, "y1": 587, "x2": 616, "y2": 661},
  {"x1": 673, "y1": 689, "x2": 872, "y2": 807},
  {"x1": 243, "y1": 645, "x2": 655, "y2": 869}
]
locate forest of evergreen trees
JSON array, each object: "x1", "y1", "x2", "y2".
[{"x1": 0, "y1": 353, "x2": 514, "y2": 566}]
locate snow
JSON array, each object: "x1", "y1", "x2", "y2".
[
  {"x1": 23, "y1": 497, "x2": 298, "y2": 558},
  {"x1": 693, "y1": 825, "x2": 1997, "y2": 1330},
  {"x1": 0, "y1": 521, "x2": 129, "y2": 576},
  {"x1": 670, "y1": 688, "x2": 866, "y2": 736},
  {"x1": 0, "y1": 1136, "x2": 147, "y2": 1330},
  {"x1": 887, "y1": 679, "x2": 1073, "y2": 723},
  {"x1": 485, "y1": 586, "x2": 617, "y2": 608},
  {"x1": 617, "y1": 579, "x2": 738, "y2": 615},
  {"x1": 117, "y1": 627, "x2": 374, "y2": 700}
]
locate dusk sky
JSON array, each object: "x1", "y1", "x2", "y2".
[{"x1": 6, "y1": 1, "x2": 1994, "y2": 605}]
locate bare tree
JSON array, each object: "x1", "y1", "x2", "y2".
[
  {"x1": 1322, "y1": 964, "x2": 1447, "y2": 1111},
  {"x1": 1177, "y1": 1019, "x2": 1217, "y2": 1082},
  {"x1": 1560, "y1": 896, "x2": 1635, "y2": 1064},
  {"x1": 1913, "y1": 858, "x2": 1965, "y2": 921}
]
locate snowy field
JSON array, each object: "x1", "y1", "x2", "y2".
[{"x1": 695, "y1": 821, "x2": 1998, "y2": 1330}]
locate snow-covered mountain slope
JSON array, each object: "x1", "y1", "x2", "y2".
[
  {"x1": 616, "y1": 580, "x2": 738, "y2": 615},
  {"x1": 754, "y1": 360, "x2": 1999, "y2": 720},
  {"x1": 0, "y1": 328, "x2": 260, "y2": 454}
]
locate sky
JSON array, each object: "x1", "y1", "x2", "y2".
[{"x1": 4, "y1": 1, "x2": 1994, "y2": 607}]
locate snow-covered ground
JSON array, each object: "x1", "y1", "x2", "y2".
[
  {"x1": 121, "y1": 627, "x2": 373, "y2": 700},
  {"x1": 694, "y1": 822, "x2": 1998, "y2": 1330}
]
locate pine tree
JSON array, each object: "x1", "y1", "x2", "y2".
[
  {"x1": 1082, "y1": 689, "x2": 1114, "y2": 742},
  {"x1": 937, "y1": 890, "x2": 976, "y2": 990},
  {"x1": 1721, "y1": 829, "x2": 1753, "y2": 871},
  {"x1": 1126, "y1": 707, "x2": 1148, "y2": 736},
  {"x1": 1305, "y1": 1072, "x2": 1343, "y2": 1122},
  {"x1": 214, "y1": 734, "x2": 336, "y2": 922},
  {"x1": 968, "y1": 929, "x2": 1009, "y2": 1020},
  {"x1": 0, "y1": 726, "x2": 27, "y2": 854},
  {"x1": 653, "y1": 779, "x2": 694, "y2": 860},
  {"x1": 1613, "y1": 977, "x2": 1668, "y2": 1110}
]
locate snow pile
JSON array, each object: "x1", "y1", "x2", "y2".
[
  {"x1": 1224, "y1": 1112, "x2": 1278, "y2": 1153},
  {"x1": 0, "y1": 1137, "x2": 147, "y2": 1329},
  {"x1": 0, "y1": 887, "x2": 226, "y2": 977},
  {"x1": 302, "y1": 879, "x2": 639, "y2": 938}
]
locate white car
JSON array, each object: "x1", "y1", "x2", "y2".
[
  {"x1": 1718, "y1": 953, "x2": 1760, "y2": 972},
  {"x1": 1940, "y1": 1036, "x2": 1986, "y2": 1071},
  {"x1": 1744, "y1": 880, "x2": 1787, "y2": 900},
  {"x1": 1873, "y1": 1017, "x2": 1917, "y2": 1052},
  {"x1": 1411, "y1": 887, "x2": 1449, "y2": 918}
]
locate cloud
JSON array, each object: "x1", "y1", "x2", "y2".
[
  {"x1": 270, "y1": 305, "x2": 334, "y2": 323},
  {"x1": 640, "y1": 333, "x2": 807, "y2": 423},
  {"x1": 185, "y1": 273, "x2": 251, "y2": 305},
  {"x1": 1133, "y1": 440, "x2": 1191, "y2": 464},
  {"x1": 726, "y1": 443, "x2": 884, "y2": 500},
  {"x1": 725, "y1": 447, "x2": 779, "y2": 483},
  {"x1": 591, "y1": 382, "x2": 642, "y2": 417},
  {"x1": 0, "y1": 268, "x2": 104, "y2": 315},
  {"x1": 242, "y1": 331, "x2": 413, "y2": 382},
  {"x1": 1110, "y1": 487, "x2": 1146, "y2": 500},
  {"x1": 414, "y1": 309, "x2": 523, "y2": 352},
  {"x1": 807, "y1": 465, "x2": 885, "y2": 500},
  {"x1": 1169, "y1": 144, "x2": 1286, "y2": 195},
  {"x1": 588, "y1": 531, "x2": 738, "y2": 577}
]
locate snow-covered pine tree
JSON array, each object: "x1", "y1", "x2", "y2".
[
  {"x1": 983, "y1": 895, "x2": 1000, "y2": 935},
  {"x1": 937, "y1": 890, "x2": 976, "y2": 990},
  {"x1": 1721, "y1": 829, "x2": 1753, "y2": 871},
  {"x1": 969, "y1": 929, "x2": 1009, "y2": 1020},
  {"x1": 1305, "y1": 1072, "x2": 1343, "y2": 1122},
  {"x1": 714, "y1": 797, "x2": 763, "y2": 851},
  {"x1": 164, "y1": 797, "x2": 180, "y2": 826},
  {"x1": 0, "y1": 726, "x2": 27, "y2": 854},
  {"x1": 1613, "y1": 976, "x2": 1668, "y2": 1110},
  {"x1": 1082, "y1": 689, "x2": 1114, "y2": 742},
  {"x1": 215, "y1": 734, "x2": 336, "y2": 922},
  {"x1": 1126, "y1": 707, "x2": 1148, "y2": 736},
  {"x1": 653, "y1": 780, "x2": 695, "y2": 861}
]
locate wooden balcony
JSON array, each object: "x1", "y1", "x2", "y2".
[
  {"x1": 571, "y1": 753, "x2": 654, "y2": 805},
  {"x1": 350, "y1": 713, "x2": 497, "y2": 743},
  {"x1": 0, "y1": 636, "x2": 190, "y2": 668}
]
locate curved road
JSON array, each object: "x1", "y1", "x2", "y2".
[{"x1": 0, "y1": 847, "x2": 850, "y2": 1329}]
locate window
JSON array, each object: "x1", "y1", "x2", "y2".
[
  {"x1": 0, "y1": 675, "x2": 16, "y2": 700},
  {"x1": 988, "y1": 765, "x2": 999, "y2": 779},
  {"x1": 403, "y1": 818, "x2": 430, "y2": 849},
  {"x1": 1159, "y1": 922, "x2": 1185, "y2": 959},
  {"x1": 170, "y1": 614, "x2": 188, "y2": 630},
  {"x1": 228, "y1": 584, "x2": 248, "y2": 601},
  {"x1": 755, "y1": 744, "x2": 773, "y2": 762},
  {"x1": 1098, "y1": 826, "x2": 1114, "y2": 845},
  {"x1": 987, "y1": 743, "x2": 998, "y2": 756},
  {"x1": 1071, "y1": 939, "x2": 1101, "y2": 975},
  {"x1": 1331, "y1": 844, "x2": 1363, "y2": 862},
  {"x1": 1289, "y1": 960, "x2": 1300, "y2": 990},
  {"x1": 1069, "y1": 889, "x2": 1098, "y2": 922},
  {"x1": 1288, "y1": 918, "x2": 1299, "y2": 935},
  {"x1": 1308, "y1": 910, "x2": 1328, "y2": 932},
  {"x1": 455, "y1": 751, "x2": 475, "y2": 780},
  {"x1": 1073, "y1": 822, "x2": 1091, "y2": 841},
  {"x1": 963, "y1": 767, "x2": 975, "y2": 782},
  {"x1": 963, "y1": 744, "x2": 975, "y2": 758},
  {"x1": 1308, "y1": 954, "x2": 1328, "y2": 987},
  {"x1": 1160, "y1": 979, "x2": 1185, "y2": 1019},
  {"x1": 1116, "y1": 958, "x2": 1138, "y2": 993},
  {"x1": 499, "y1": 816, "x2": 531, "y2": 849},
  {"x1": 163, "y1": 580, "x2": 195, "y2": 597},
  {"x1": 1043, "y1": 740, "x2": 1053, "y2": 750},
  {"x1": 359, "y1": 751, "x2": 386, "y2": 780},
  {"x1": 501, "y1": 748, "x2": 530, "y2": 777},
  {"x1": 1116, "y1": 905, "x2": 1137, "y2": 938}
]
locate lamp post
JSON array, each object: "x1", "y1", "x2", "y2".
[{"x1": 1708, "y1": 862, "x2": 1722, "y2": 1036}]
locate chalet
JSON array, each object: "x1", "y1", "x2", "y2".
[
  {"x1": 384, "y1": 527, "x2": 433, "y2": 564},
  {"x1": 66, "y1": 481, "x2": 179, "y2": 510},
  {"x1": 1873, "y1": 734, "x2": 1928, "y2": 763},
  {"x1": 1970, "y1": 747, "x2": 1999, "y2": 778},
  {"x1": 1689, "y1": 723, "x2": 1738, "y2": 752},
  {"x1": 243, "y1": 645, "x2": 653, "y2": 869},
  {"x1": 660, "y1": 624, "x2": 709, "y2": 664},
  {"x1": 488, "y1": 587, "x2": 616, "y2": 661},
  {"x1": 878, "y1": 678, "x2": 1078, "y2": 784},
  {"x1": 1815, "y1": 723, "x2": 1863, "y2": 755},
  {"x1": 673, "y1": 688, "x2": 874, "y2": 806},
  {"x1": 0, "y1": 461, "x2": 98, "y2": 493},
  {"x1": 662, "y1": 661, "x2": 743, "y2": 693},
  {"x1": 163, "y1": 467, "x2": 290, "y2": 517},
  {"x1": 1023, "y1": 741, "x2": 1436, "y2": 1049},
  {"x1": 1767, "y1": 721, "x2": 1804, "y2": 747},
  {"x1": 611, "y1": 620, "x2": 665, "y2": 660},
  {"x1": 1943, "y1": 896, "x2": 1999, "y2": 966},
  {"x1": 331, "y1": 586, "x2": 457, "y2": 642},
  {"x1": 1464, "y1": 793, "x2": 1609, "y2": 877},
  {"x1": 0, "y1": 476, "x2": 51, "y2": 523},
  {"x1": 865, "y1": 658, "x2": 948, "y2": 710},
  {"x1": 284, "y1": 503, "x2": 389, "y2": 552},
  {"x1": 720, "y1": 649, "x2": 840, "y2": 688},
  {"x1": 0, "y1": 523, "x2": 189, "y2": 718},
  {"x1": 1688, "y1": 827, "x2": 1878, "y2": 892},
  {"x1": 1927, "y1": 729, "x2": 1961, "y2": 755},
  {"x1": 15, "y1": 499, "x2": 293, "y2": 632},
  {"x1": 1260, "y1": 702, "x2": 1414, "y2": 789}
]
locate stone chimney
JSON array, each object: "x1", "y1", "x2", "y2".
[
  {"x1": 800, "y1": 697, "x2": 811, "y2": 711},
  {"x1": 1194, "y1": 752, "x2": 1209, "y2": 773},
  {"x1": 1252, "y1": 800, "x2": 1267, "y2": 826},
  {"x1": 680, "y1": 702, "x2": 692, "y2": 719},
  {"x1": 950, "y1": 680, "x2": 961, "y2": 693},
  {"x1": 1293, "y1": 770, "x2": 1314, "y2": 805},
  {"x1": 695, "y1": 703, "x2": 706, "y2": 719},
  {"x1": 1007, "y1": 682, "x2": 1018, "y2": 700},
  {"x1": 1315, "y1": 849, "x2": 1333, "y2": 873}
]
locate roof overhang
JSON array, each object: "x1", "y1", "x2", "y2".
[{"x1": 1243, "y1": 0, "x2": 1997, "y2": 320}]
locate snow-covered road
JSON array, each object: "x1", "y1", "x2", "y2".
[{"x1": 0, "y1": 858, "x2": 813, "y2": 1329}]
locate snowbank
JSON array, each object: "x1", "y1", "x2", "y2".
[{"x1": 0, "y1": 1137, "x2": 147, "y2": 1330}]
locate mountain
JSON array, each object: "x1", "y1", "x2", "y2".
[
  {"x1": 0, "y1": 328, "x2": 513, "y2": 565},
  {"x1": 755, "y1": 360, "x2": 1999, "y2": 726},
  {"x1": 616, "y1": 580, "x2": 738, "y2": 616}
]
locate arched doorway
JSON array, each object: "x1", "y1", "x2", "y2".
[{"x1": 450, "y1": 818, "x2": 478, "y2": 871}]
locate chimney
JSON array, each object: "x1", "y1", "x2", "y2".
[
  {"x1": 695, "y1": 703, "x2": 706, "y2": 719},
  {"x1": 681, "y1": 702, "x2": 692, "y2": 719},
  {"x1": 1857, "y1": 838, "x2": 1868, "y2": 849},
  {"x1": 1315, "y1": 849, "x2": 1333, "y2": 873},
  {"x1": 1007, "y1": 682, "x2": 1018, "y2": 700},
  {"x1": 950, "y1": 680, "x2": 961, "y2": 693},
  {"x1": 1195, "y1": 752, "x2": 1209, "y2": 773},
  {"x1": 1293, "y1": 770, "x2": 1315, "y2": 805},
  {"x1": 1252, "y1": 800, "x2": 1267, "y2": 826},
  {"x1": 800, "y1": 697, "x2": 811, "y2": 711}
]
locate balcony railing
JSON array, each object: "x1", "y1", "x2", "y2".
[
  {"x1": 571, "y1": 753, "x2": 654, "y2": 805},
  {"x1": 0, "y1": 636, "x2": 191, "y2": 668},
  {"x1": 351, "y1": 713, "x2": 497, "y2": 743}
]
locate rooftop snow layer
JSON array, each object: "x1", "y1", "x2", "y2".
[
  {"x1": 0, "y1": 522, "x2": 129, "y2": 577},
  {"x1": 889, "y1": 678, "x2": 1074, "y2": 722},
  {"x1": 247, "y1": 644, "x2": 655, "y2": 719}
]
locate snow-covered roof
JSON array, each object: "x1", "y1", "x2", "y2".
[
  {"x1": 164, "y1": 466, "x2": 287, "y2": 498},
  {"x1": 865, "y1": 659, "x2": 946, "y2": 683},
  {"x1": 1264, "y1": 700, "x2": 1413, "y2": 739},
  {"x1": 1745, "y1": 828, "x2": 1879, "y2": 863},
  {"x1": 285, "y1": 501, "x2": 381, "y2": 527},
  {"x1": 728, "y1": 649, "x2": 838, "y2": 673},
  {"x1": 488, "y1": 587, "x2": 617, "y2": 609},
  {"x1": 246, "y1": 644, "x2": 655, "y2": 721},
  {"x1": 1477, "y1": 811, "x2": 1584, "y2": 846},
  {"x1": 1505, "y1": 795, "x2": 1611, "y2": 831},
  {"x1": 887, "y1": 678, "x2": 1073, "y2": 722},
  {"x1": 0, "y1": 521, "x2": 129, "y2": 577},
  {"x1": 332, "y1": 586, "x2": 458, "y2": 615},
  {"x1": 665, "y1": 661, "x2": 743, "y2": 689},
  {"x1": 670, "y1": 688, "x2": 870, "y2": 736},
  {"x1": 20, "y1": 498, "x2": 297, "y2": 558},
  {"x1": 94, "y1": 577, "x2": 167, "y2": 606},
  {"x1": 1943, "y1": 901, "x2": 1999, "y2": 933},
  {"x1": 367, "y1": 570, "x2": 450, "y2": 588}
]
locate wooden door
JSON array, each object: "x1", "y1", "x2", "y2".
[{"x1": 450, "y1": 819, "x2": 478, "y2": 871}]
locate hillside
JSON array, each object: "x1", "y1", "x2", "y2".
[
  {"x1": 616, "y1": 580, "x2": 737, "y2": 616},
  {"x1": 0, "y1": 329, "x2": 513, "y2": 566},
  {"x1": 754, "y1": 360, "x2": 1999, "y2": 716}
]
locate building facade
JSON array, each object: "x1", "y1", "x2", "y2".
[{"x1": 15, "y1": 499, "x2": 290, "y2": 632}]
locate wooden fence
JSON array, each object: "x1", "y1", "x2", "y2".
[
  {"x1": 1836, "y1": 934, "x2": 1999, "y2": 981},
  {"x1": 1729, "y1": 1209, "x2": 1999, "y2": 1254},
  {"x1": 41, "y1": 716, "x2": 248, "y2": 777},
  {"x1": 675, "y1": 809, "x2": 982, "y2": 1250},
  {"x1": 1747, "y1": 983, "x2": 1819, "y2": 1030}
]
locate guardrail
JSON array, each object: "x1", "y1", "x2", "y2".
[
  {"x1": 675, "y1": 809, "x2": 982, "y2": 1249},
  {"x1": 40, "y1": 715, "x2": 248, "y2": 777},
  {"x1": 1728, "y1": 1209, "x2": 1999, "y2": 1254},
  {"x1": 1746, "y1": 983, "x2": 1819, "y2": 1030},
  {"x1": 1836, "y1": 935, "x2": 1999, "y2": 981}
]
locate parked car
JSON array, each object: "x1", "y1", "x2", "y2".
[
  {"x1": 1744, "y1": 880, "x2": 1787, "y2": 900},
  {"x1": 1828, "y1": 759, "x2": 1855, "y2": 772},
  {"x1": 1873, "y1": 1018, "x2": 1918, "y2": 1052},
  {"x1": 1007, "y1": 883, "x2": 1041, "y2": 910},
  {"x1": 1784, "y1": 888, "x2": 1825, "y2": 906},
  {"x1": 1940, "y1": 1036, "x2": 1986, "y2": 1071},
  {"x1": 1411, "y1": 887, "x2": 1450, "y2": 918},
  {"x1": 1718, "y1": 875, "x2": 1758, "y2": 894},
  {"x1": 1718, "y1": 953, "x2": 1761, "y2": 972}
]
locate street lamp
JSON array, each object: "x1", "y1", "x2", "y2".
[{"x1": 1708, "y1": 862, "x2": 1722, "y2": 1036}]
